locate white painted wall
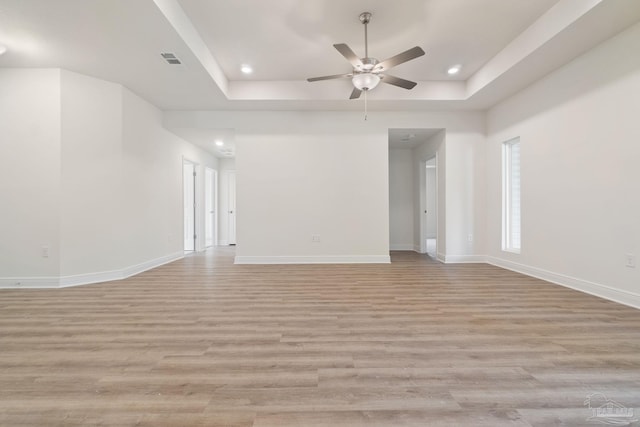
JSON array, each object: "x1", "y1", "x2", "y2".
[
  {"x1": 0, "y1": 69, "x2": 62, "y2": 280},
  {"x1": 236, "y1": 132, "x2": 389, "y2": 262},
  {"x1": 445, "y1": 130, "x2": 487, "y2": 261},
  {"x1": 59, "y1": 70, "x2": 218, "y2": 279},
  {"x1": 121, "y1": 85, "x2": 219, "y2": 258},
  {"x1": 165, "y1": 110, "x2": 485, "y2": 263},
  {"x1": 60, "y1": 70, "x2": 124, "y2": 276},
  {"x1": 1, "y1": 68, "x2": 218, "y2": 287},
  {"x1": 486, "y1": 22, "x2": 640, "y2": 304},
  {"x1": 389, "y1": 148, "x2": 414, "y2": 250},
  {"x1": 218, "y1": 158, "x2": 236, "y2": 170}
]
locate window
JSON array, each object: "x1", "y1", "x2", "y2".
[{"x1": 502, "y1": 138, "x2": 521, "y2": 253}]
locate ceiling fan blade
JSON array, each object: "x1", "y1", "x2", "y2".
[
  {"x1": 376, "y1": 46, "x2": 425, "y2": 71},
  {"x1": 381, "y1": 74, "x2": 417, "y2": 90},
  {"x1": 334, "y1": 43, "x2": 363, "y2": 68},
  {"x1": 307, "y1": 73, "x2": 352, "y2": 82},
  {"x1": 349, "y1": 87, "x2": 362, "y2": 99}
]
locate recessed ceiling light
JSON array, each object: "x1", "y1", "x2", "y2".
[
  {"x1": 241, "y1": 65, "x2": 253, "y2": 74},
  {"x1": 0, "y1": 45, "x2": 7, "y2": 56},
  {"x1": 447, "y1": 65, "x2": 461, "y2": 75},
  {"x1": 215, "y1": 140, "x2": 224, "y2": 147}
]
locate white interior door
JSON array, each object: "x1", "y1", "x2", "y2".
[
  {"x1": 425, "y1": 157, "x2": 437, "y2": 256},
  {"x1": 183, "y1": 161, "x2": 196, "y2": 251},
  {"x1": 228, "y1": 171, "x2": 236, "y2": 245},
  {"x1": 204, "y1": 167, "x2": 216, "y2": 248}
]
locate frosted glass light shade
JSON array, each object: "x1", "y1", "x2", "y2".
[{"x1": 352, "y1": 73, "x2": 380, "y2": 91}]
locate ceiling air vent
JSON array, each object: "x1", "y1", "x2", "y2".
[
  {"x1": 161, "y1": 52, "x2": 182, "y2": 65},
  {"x1": 400, "y1": 133, "x2": 416, "y2": 142}
]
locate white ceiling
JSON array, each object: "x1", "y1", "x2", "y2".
[
  {"x1": 2, "y1": 0, "x2": 640, "y2": 156},
  {"x1": 178, "y1": 0, "x2": 557, "y2": 82}
]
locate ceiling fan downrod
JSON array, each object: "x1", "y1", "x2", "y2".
[{"x1": 360, "y1": 12, "x2": 371, "y2": 59}]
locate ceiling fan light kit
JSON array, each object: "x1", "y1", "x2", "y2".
[
  {"x1": 352, "y1": 73, "x2": 380, "y2": 91},
  {"x1": 307, "y1": 11, "x2": 425, "y2": 100}
]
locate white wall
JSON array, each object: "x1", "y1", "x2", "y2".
[
  {"x1": 218, "y1": 158, "x2": 236, "y2": 170},
  {"x1": 445, "y1": 129, "x2": 486, "y2": 261},
  {"x1": 389, "y1": 148, "x2": 414, "y2": 250},
  {"x1": 486, "y1": 22, "x2": 640, "y2": 305},
  {"x1": 1, "y1": 68, "x2": 218, "y2": 287},
  {"x1": 165, "y1": 110, "x2": 485, "y2": 264},
  {"x1": 236, "y1": 132, "x2": 389, "y2": 262},
  {"x1": 0, "y1": 69, "x2": 62, "y2": 280},
  {"x1": 59, "y1": 70, "x2": 218, "y2": 280},
  {"x1": 121, "y1": 85, "x2": 219, "y2": 259},
  {"x1": 60, "y1": 70, "x2": 124, "y2": 276}
]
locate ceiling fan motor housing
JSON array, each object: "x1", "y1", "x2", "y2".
[{"x1": 355, "y1": 57, "x2": 380, "y2": 73}]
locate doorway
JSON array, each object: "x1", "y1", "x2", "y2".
[
  {"x1": 423, "y1": 156, "x2": 437, "y2": 257},
  {"x1": 183, "y1": 160, "x2": 196, "y2": 252}
]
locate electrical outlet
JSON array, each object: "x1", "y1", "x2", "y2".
[
  {"x1": 626, "y1": 254, "x2": 636, "y2": 268},
  {"x1": 468, "y1": 234, "x2": 473, "y2": 243},
  {"x1": 312, "y1": 235, "x2": 321, "y2": 243},
  {"x1": 41, "y1": 245, "x2": 50, "y2": 258}
]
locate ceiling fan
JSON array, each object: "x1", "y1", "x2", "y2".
[{"x1": 307, "y1": 12, "x2": 425, "y2": 99}]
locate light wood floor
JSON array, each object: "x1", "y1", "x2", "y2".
[{"x1": 1, "y1": 249, "x2": 640, "y2": 426}]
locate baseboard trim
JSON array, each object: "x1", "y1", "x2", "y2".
[
  {"x1": 0, "y1": 252, "x2": 184, "y2": 290},
  {"x1": 120, "y1": 252, "x2": 184, "y2": 280},
  {"x1": 390, "y1": 244, "x2": 415, "y2": 251},
  {"x1": 235, "y1": 255, "x2": 391, "y2": 264},
  {"x1": 59, "y1": 270, "x2": 121, "y2": 288},
  {"x1": 0, "y1": 277, "x2": 61, "y2": 289},
  {"x1": 443, "y1": 254, "x2": 487, "y2": 264},
  {"x1": 487, "y1": 256, "x2": 640, "y2": 310}
]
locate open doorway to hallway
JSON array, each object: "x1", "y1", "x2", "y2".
[
  {"x1": 388, "y1": 128, "x2": 443, "y2": 259},
  {"x1": 424, "y1": 156, "x2": 437, "y2": 257}
]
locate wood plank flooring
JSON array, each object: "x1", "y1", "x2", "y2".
[{"x1": 1, "y1": 249, "x2": 640, "y2": 426}]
